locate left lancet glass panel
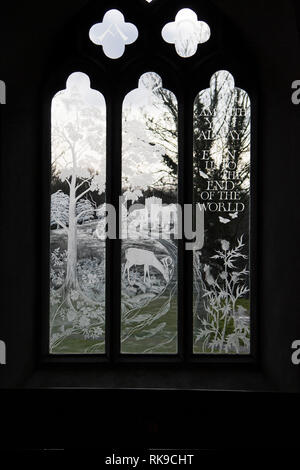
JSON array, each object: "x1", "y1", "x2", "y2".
[
  {"x1": 50, "y1": 72, "x2": 106, "y2": 354},
  {"x1": 121, "y1": 72, "x2": 178, "y2": 354}
]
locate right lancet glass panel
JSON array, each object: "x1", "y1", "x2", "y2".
[{"x1": 193, "y1": 70, "x2": 251, "y2": 354}]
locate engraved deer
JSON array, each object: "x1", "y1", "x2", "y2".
[{"x1": 123, "y1": 248, "x2": 172, "y2": 285}]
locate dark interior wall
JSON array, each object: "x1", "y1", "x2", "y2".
[
  {"x1": 0, "y1": 0, "x2": 299, "y2": 392},
  {"x1": 213, "y1": 0, "x2": 300, "y2": 392}
]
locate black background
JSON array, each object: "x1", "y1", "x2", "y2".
[{"x1": 0, "y1": 0, "x2": 300, "y2": 450}]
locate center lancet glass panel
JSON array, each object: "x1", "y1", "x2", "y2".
[
  {"x1": 121, "y1": 72, "x2": 178, "y2": 354},
  {"x1": 50, "y1": 72, "x2": 106, "y2": 354}
]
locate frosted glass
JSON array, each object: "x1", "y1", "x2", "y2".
[
  {"x1": 193, "y1": 71, "x2": 251, "y2": 354},
  {"x1": 162, "y1": 8, "x2": 210, "y2": 58},
  {"x1": 89, "y1": 9, "x2": 138, "y2": 59},
  {"x1": 50, "y1": 72, "x2": 106, "y2": 354},
  {"x1": 121, "y1": 72, "x2": 178, "y2": 354}
]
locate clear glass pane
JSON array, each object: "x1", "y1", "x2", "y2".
[
  {"x1": 193, "y1": 70, "x2": 251, "y2": 354},
  {"x1": 50, "y1": 72, "x2": 106, "y2": 354},
  {"x1": 121, "y1": 72, "x2": 178, "y2": 354}
]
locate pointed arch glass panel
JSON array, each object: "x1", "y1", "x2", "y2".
[
  {"x1": 50, "y1": 72, "x2": 106, "y2": 354},
  {"x1": 121, "y1": 72, "x2": 178, "y2": 354}
]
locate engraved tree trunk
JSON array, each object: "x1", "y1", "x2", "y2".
[{"x1": 65, "y1": 170, "x2": 78, "y2": 291}]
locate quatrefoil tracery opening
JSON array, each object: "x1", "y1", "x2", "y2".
[{"x1": 89, "y1": 9, "x2": 138, "y2": 59}]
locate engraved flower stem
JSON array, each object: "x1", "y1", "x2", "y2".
[{"x1": 220, "y1": 247, "x2": 229, "y2": 352}]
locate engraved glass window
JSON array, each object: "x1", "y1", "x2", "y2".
[
  {"x1": 89, "y1": 10, "x2": 138, "y2": 59},
  {"x1": 121, "y1": 72, "x2": 178, "y2": 354},
  {"x1": 47, "y1": 2, "x2": 254, "y2": 361},
  {"x1": 50, "y1": 72, "x2": 106, "y2": 354},
  {"x1": 193, "y1": 70, "x2": 251, "y2": 354}
]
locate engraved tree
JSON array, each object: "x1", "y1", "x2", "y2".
[{"x1": 51, "y1": 73, "x2": 106, "y2": 293}]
